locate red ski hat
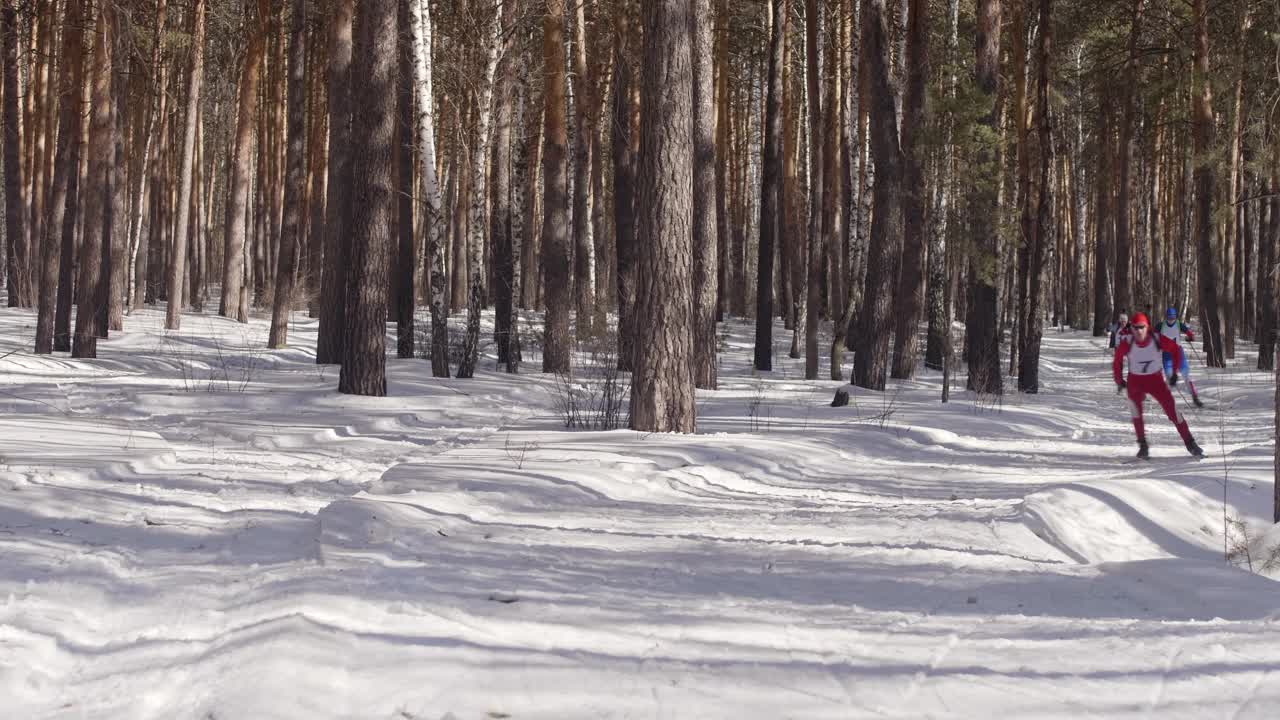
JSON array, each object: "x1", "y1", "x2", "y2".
[{"x1": 1130, "y1": 312, "x2": 1149, "y2": 328}]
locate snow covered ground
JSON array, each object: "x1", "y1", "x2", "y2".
[{"x1": 1, "y1": 304, "x2": 1277, "y2": 719}]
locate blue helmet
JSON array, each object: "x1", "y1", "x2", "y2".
[{"x1": 1166, "y1": 307, "x2": 1178, "y2": 321}]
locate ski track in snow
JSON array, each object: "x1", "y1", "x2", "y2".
[{"x1": 0, "y1": 306, "x2": 1278, "y2": 719}]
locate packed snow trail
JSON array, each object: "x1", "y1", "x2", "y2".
[{"x1": 0, "y1": 306, "x2": 1277, "y2": 719}]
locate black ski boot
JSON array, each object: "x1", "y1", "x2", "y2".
[
  {"x1": 1184, "y1": 437, "x2": 1204, "y2": 457},
  {"x1": 1137, "y1": 439, "x2": 1150, "y2": 460},
  {"x1": 1192, "y1": 394, "x2": 1204, "y2": 408}
]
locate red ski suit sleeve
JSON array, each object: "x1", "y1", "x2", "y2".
[{"x1": 1112, "y1": 341, "x2": 1130, "y2": 385}]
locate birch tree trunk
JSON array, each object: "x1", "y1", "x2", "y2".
[
  {"x1": 456, "y1": 0, "x2": 504, "y2": 379},
  {"x1": 408, "y1": 0, "x2": 449, "y2": 377}
]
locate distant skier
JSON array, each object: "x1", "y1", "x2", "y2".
[
  {"x1": 1115, "y1": 313, "x2": 1133, "y2": 347},
  {"x1": 1157, "y1": 307, "x2": 1203, "y2": 408},
  {"x1": 1108, "y1": 310, "x2": 1129, "y2": 349},
  {"x1": 1113, "y1": 312, "x2": 1203, "y2": 459}
]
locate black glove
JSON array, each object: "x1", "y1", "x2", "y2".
[
  {"x1": 1117, "y1": 380, "x2": 1126, "y2": 393},
  {"x1": 1169, "y1": 372, "x2": 1178, "y2": 387}
]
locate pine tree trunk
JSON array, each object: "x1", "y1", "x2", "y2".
[
  {"x1": 492, "y1": 9, "x2": 519, "y2": 369},
  {"x1": 570, "y1": 0, "x2": 595, "y2": 339},
  {"x1": 1018, "y1": 0, "x2": 1053, "y2": 393},
  {"x1": 108, "y1": 17, "x2": 129, "y2": 332},
  {"x1": 801, "y1": 0, "x2": 823, "y2": 380},
  {"x1": 35, "y1": 0, "x2": 84, "y2": 354},
  {"x1": 1259, "y1": 151, "x2": 1277, "y2": 371},
  {"x1": 221, "y1": 0, "x2": 267, "y2": 321},
  {"x1": 456, "y1": 0, "x2": 503, "y2": 379},
  {"x1": 268, "y1": 0, "x2": 307, "y2": 349},
  {"x1": 339, "y1": 0, "x2": 397, "y2": 396},
  {"x1": 73, "y1": 5, "x2": 113, "y2": 359},
  {"x1": 965, "y1": 0, "x2": 1002, "y2": 394},
  {"x1": 891, "y1": 0, "x2": 929, "y2": 379},
  {"x1": 164, "y1": 0, "x2": 206, "y2": 331},
  {"x1": 714, "y1": 0, "x2": 730, "y2": 321},
  {"x1": 504, "y1": 68, "x2": 530, "y2": 374},
  {"x1": 135, "y1": 2, "x2": 170, "y2": 311},
  {"x1": 2, "y1": 2, "x2": 23, "y2": 308},
  {"x1": 853, "y1": 0, "x2": 902, "y2": 392},
  {"x1": 612, "y1": 3, "x2": 638, "y2": 373},
  {"x1": 631, "y1": 0, "x2": 696, "y2": 433},
  {"x1": 393, "y1": 0, "x2": 414, "y2": 359},
  {"x1": 1192, "y1": 0, "x2": 1224, "y2": 367},
  {"x1": 754, "y1": 0, "x2": 787, "y2": 372},
  {"x1": 1112, "y1": 0, "x2": 1143, "y2": 329},
  {"x1": 541, "y1": 0, "x2": 572, "y2": 374},
  {"x1": 407, "y1": 0, "x2": 449, "y2": 376},
  {"x1": 925, "y1": 0, "x2": 958, "y2": 369},
  {"x1": 1092, "y1": 95, "x2": 1111, "y2": 336},
  {"x1": 317, "y1": 0, "x2": 355, "y2": 363},
  {"x1": 520, "y1": 103, "x2": 542, "y2": 313},
  {"x1": 691, "y1": 0, "x2": 718, "y2": 389}
]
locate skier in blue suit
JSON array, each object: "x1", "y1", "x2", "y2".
[{"x1": 1157, "y1": 307, "x2": 1203, "y2": 408}]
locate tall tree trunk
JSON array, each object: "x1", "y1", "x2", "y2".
[
  {"x1": 317, "y1": 0, "x2": 355, "y2": 363},
  {"x1": 691, "y1": 0, "x2": 718, "y2": 389},
  {"x1": 613, "y1": 2, "x2": 638, "y2": 373},
  {"x1": 1258, "y1": 145, "x2": 1277, "y2": 371},
  {"x1": 853, "y1": 0, "x2": 902, "y2": 392},
  {"x1": 965, "y1": 0, "x2": 1002, "y2": 394},
  {"x1": 1092, "y1": 93, "x2": 1112, "y2": 335},
  {"x1": 393, "y1": 0, "x2": 414, "y2": 359},
  {"x1": 135, "y1": 1, "x2": 170, "y2": 311},
  {"x1": 2, "y1": 2, "x2": 23, "y2": 308},
  {"x1": 891, "y1": 0, "x2": 929, "y2": 379},
  {"x1": 268, "y1": 0, "x2": 308, "y2": 348},
  {"x1": 631, "y1": 0, "x2": 696, "y2": 433},
  {"x1": 408, "y1": 0, "x2": 449, "y2": 376},
  {"x1": 1112, "y1": 0, "x2": 1143, "y2": 330},
  {"x1": 107, "y1": 16, "x2": 129, "y2": 332},
  {"x1": 925, "y1": 0, "x2": 958, "y2": 369},
  {"x1": 35, "y1": 0, "x2": 84, "y2": 354},
  {"x1": 504, "y1": 65, "x2": 530, "y2": 374},
  {"x1": 1018, "y1": 0, "x2": 1053, "y2": 393},
  {"x1": 456, "y1": 0, "x2": 503, "y2": 379},
  {"x1": 802, "y1": 0, "x2": 823, "y2": 381},
  {"x1": 714, "y1": 0, "x2": 730, "y2": 322},
  {"x1": 1192, "y1": 0, "x2": 1224, "y2": 367},
  {"x1": 164, "y1": 0, "x2": 206, "y2": 331},
  {"x1": 73, "y1": 5, "x2": 113, "y2": 359},
  {"x1": 541, "y1": 0, "x2": 572, "y2": 374},
  {"x1": 492, "y1": 8, "x2": 520, "y2": 369},
  {"x1": 754, "y1": 0, "x2": 787, "y2": 372},
  {"x1": 570, "y1": 0, "x2": 595, "y2": 338},
  {"x1": 339, "y1": 0, "x2": 397, "y2": 396},
  {"x1": 221, "y1": 0, "x2": 267, "y2": 321}
]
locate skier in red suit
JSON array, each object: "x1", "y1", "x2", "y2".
[{"x1": 1112, "y1": 312, "x2": 1203, "y2": 459}]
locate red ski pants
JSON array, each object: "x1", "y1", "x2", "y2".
[{"x1": 1125, "y1": 372, "x2": 1191, "y2": 442}]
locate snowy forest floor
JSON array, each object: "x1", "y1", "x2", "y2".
[{"x1": 1, "y1": 304, "x2": 1278, "y2": 719}]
